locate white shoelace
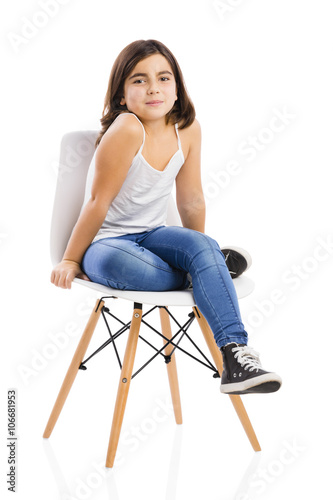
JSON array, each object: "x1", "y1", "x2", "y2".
[
  {"x1": 232, "y1": 345, "x2": 262, "y2": 372},
  {"x1": 224, "y1": 251, "x2": 236, "y2": 274}
]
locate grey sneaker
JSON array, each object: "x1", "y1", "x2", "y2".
[{"x1": 220, "y1": 343, "x2": 282, "y2": 394}]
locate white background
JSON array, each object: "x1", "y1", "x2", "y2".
[{"x1": 1, "y1": 0, "x2": 333, "y2": 498}]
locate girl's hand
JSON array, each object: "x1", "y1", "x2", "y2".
[{"x1": 50, "y1": 259, "x2": 90, "y2": 289}]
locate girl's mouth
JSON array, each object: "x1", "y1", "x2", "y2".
[{"x1": 146, "y1": 100, "x2": 164, "y2": 106}]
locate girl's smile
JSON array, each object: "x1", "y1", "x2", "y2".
[{"x1": 146, "y1": 100, "x2": 164, "y2": 106}]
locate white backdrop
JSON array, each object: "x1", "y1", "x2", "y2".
[{"x1": 1, "y1": 1, "x2": 333, "y2": 499}]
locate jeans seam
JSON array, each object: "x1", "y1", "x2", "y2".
[
  {"x1": 95, "y1": 241, "x2": 180, "y2": 275},
  {"x1": 83, "y1": 271, "x2": 147, "y2": 291},
  {"x1": 209, "y1": 237, "x2": 242, "y2": 326},
  {"x1": 200, "y1": 237, "x2": 243, "y2": 338}
]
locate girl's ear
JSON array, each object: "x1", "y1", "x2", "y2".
[{"x1": 120, "y1": 96, "x2": 125, "y2": 105}]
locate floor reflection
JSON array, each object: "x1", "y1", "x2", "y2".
[
  {"x1": 165, "y1": 425, "x2": 183, "y2": 499},
  {"x1": 232, "y1": 451, "x2": 262, "y2": 500},
  {"x1": 43, "y1": 427, "x2": 262, "y2": 500},
  {"x1": 42, "y1": 426, "x2": 183, "y2": 500}
]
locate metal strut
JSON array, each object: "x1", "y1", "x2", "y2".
[{"x1": 79, "y1": 300, "x2": 219, "y2": 379}]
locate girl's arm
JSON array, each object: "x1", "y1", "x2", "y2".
[
  {"x1": 175, "y1": 119, "x2": 206, "y2": 233},
  {"x1": 51, "y1": 114, "x2": 142, "y2": 289}
]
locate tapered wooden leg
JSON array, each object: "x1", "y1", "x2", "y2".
[
  {"x1": 159, "y1": 307, "x2": 183, "y2": 425},
  {"x1": 105, "y1": 303, "x2": 142, "y2": 468},
  {"x1": 192, "y1": 307, "x2": 261, "y2": 452},
  {"x1": 43, "y1": 299, "x2": 105, "y2": 438}
]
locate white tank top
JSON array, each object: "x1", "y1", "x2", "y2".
[{"x1": 83, "y1": 113, "x2": 185, "y2": 241}]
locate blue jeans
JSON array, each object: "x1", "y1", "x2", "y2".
[{"x1": 81, "y1": 226, "x2": 248, "y2": 348}]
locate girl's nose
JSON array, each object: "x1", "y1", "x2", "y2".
[{"x1": 148, "y1": 83, "x2": 160, "y2": 94}]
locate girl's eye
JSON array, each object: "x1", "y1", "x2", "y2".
[{"x1": 132, "y1": 77, "x2": 170, "y2": 84}]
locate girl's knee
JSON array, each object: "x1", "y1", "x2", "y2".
[{"x1": 181, "y1": 228, "x2": 220, "y2": 254}]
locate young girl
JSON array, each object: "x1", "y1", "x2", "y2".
[{"x1": 51, "y1": 39, "x2": 281, "y2": 395}]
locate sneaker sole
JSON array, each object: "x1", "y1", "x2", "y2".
[{"x1": 220, "y1": 373, "x2": 282, "y2": 395}]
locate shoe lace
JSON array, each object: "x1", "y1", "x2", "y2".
[
  {"x1": 224, "y1": 251, "x2": 236, "y2": 275},
  {"x1": 232, "y1": 345, "x2": 262, "y2": 372}
]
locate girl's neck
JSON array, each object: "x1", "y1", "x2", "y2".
[{"x1": 135, "y1": 114, "x2": 172, "y2": 137}]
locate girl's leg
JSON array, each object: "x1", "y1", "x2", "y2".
[
  {"x1": 81, "y1": 236, "x2": 188, "y2": 291},
  {"x1": 82, "y1": 228, "x2": 282, "y2": 394},
  {"x1": 139, "y1": 226, "x2": 248, "y2": 349}
]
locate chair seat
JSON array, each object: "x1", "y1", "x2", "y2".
[{"x1": 74, "y1": 275, "x2": 255, "y2": 306}]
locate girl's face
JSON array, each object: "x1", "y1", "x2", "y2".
[{"x1": 120, "y1": 53, "x2": 178, "y2": 123}]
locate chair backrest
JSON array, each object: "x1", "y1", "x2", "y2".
[{"x1": 50, "y1": 131, "x2": 182, "y2": 266}]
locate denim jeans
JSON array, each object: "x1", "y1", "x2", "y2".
[{"x1": 81, "y1": 226, "x2": 248, "y2": 348}]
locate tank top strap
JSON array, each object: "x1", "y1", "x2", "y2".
[
  {"x1": 114, "y1": 113, "x2": 181, "y2": 153},
  {"x1": 175, "y1": 122, "x2": 182, "y2": 149},
  {"x1": 128, "y1": 114, "x2": 182, "y2": 154}
]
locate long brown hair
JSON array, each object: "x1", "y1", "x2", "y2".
[{"x1": 95, "y1": 39, "x2": 196, "y2": 148}]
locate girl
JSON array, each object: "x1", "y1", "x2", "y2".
[{"x1": 51, "y1": 39, "x2": 281, "y2": 395}]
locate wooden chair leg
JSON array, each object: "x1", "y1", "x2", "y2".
[
  {"x1": 43, "y1": 299, "x2": 105, "y2": 438},
  {"x1": 159, "y1": 308, "x2": 183, "y2": 425},
  {"x1": 192, "y1": 307, "x2": 261, "y2": 452},
  {"x1": 105, "y1": 303, "x2": 142, "y2": 468}
]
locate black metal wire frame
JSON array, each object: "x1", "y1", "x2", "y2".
[{"x1": 79, "y1": 298, "x2": 219, "y2": 380}]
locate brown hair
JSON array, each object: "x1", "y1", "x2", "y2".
[{"x1": 95, "y1": 39, "x2": 196, "y2": 148}]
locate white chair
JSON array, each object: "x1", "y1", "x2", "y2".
[{"x1": 43, "y1": 130, "x2": 260, "y2": 468}]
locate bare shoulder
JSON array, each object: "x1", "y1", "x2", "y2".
[
  {"x1": 180, "y1": 118, "x2": 201, "y2": 143},
  {"x1": 90, "y1": 114, "x2": 144, "y2": 203},
  {"x1": 99, "y1": 113, "x2": 143, "y2": 154},
  {"x1": 178, "y1": 118, "x2": 201, "y2": 160},
  {"x1": 189, "y1": 118, "x2": 201, "y2": 134},
  {"x1": 180, "y1": 118, "x2": 201, "y2": 136},
  {"x1": 110, "y1": 113, "x2": 143, "y2": 135}
]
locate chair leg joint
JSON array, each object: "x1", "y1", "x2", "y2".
[{"x1": 164, "y1": 355, "x2": 172, "y2": 364}]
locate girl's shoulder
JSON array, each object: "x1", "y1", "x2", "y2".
[
  {"x1": 179, "y1": 118, "x2": 201, "y2": 137},
  {"x1": 190, "y1": 118, "x2": 201, "y2": 134},
  {"x1": 98, "y1": 113, "x2": 143, "y2": 157},
  {"x1": 177, "y1": 119, "x2": 201, "y2": 162},
  {"x1": 108, "y1": 112, "x2": 143, "y2": 136},
  {"x1": 178, "y1": 118, "x2": 201, "y2": 147}
]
